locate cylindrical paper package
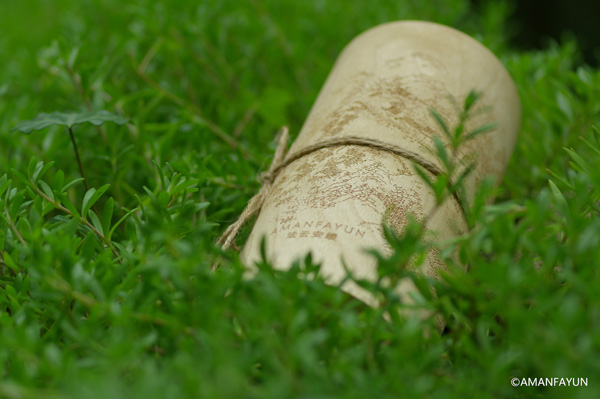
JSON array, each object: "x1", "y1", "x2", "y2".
[{"x1": 240, "y1": 21, "x2": 520, "y2": 308}]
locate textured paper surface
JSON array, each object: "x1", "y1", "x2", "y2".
[{"x1": 241, "y1": 21, "x2": 521, "y2": 306}]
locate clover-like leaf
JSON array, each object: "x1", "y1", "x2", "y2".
[{"x1": 12, "y1": 110, "x2": 128, "y2": 134}]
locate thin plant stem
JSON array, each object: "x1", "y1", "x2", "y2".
[
  {"x1": 67, "y1": 126, "x2": 103, "y2": 224},
  {"x1": 4, "y1": 208, "x2": 27, "y2": 247},
  {"x1": 68, "y1": 126, "x2": 91, "y2": 192},
  {"x1": 233, "y1": 102, "x2": 259, "y2": 138}
]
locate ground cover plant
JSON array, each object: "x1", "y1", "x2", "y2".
[{"x1": 1, "y1": 0, "x2": 599, "y2": 398}]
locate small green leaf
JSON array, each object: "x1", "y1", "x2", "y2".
[
  {"x1": 10, "y1": 168, "x2": 33, "y2": 190},
  {"x1": 546, "y1": 169, "x2": 575, "y2": 190},
  {"x1": 549, "y1": 180, "x2": 568, "y2": 211},
  {"x1": 556, "y1": 91, "x2": 572, "y2": 120},
  {"x1": 9, "y1": 190, "x2": 25, "y2": 219},
  {"x1": 433, "y1": 174, "x2": 449, "y2": 204},
  {"x1": 157, "y1": 191, "x2": 170, "y2": 208},
  {"x1": 88, "y1": 210, "x2": 104, "y2": 236},
  {"x1": 142, "y1": 186, "x2": 155, "y2": 199},
  {"x1": 451, "y1": 163, "x2": 475, "y2": 194},
  {"x1": 33, "y1": 161, "x2": 55, "y2": 184},
  {"x1": 42, "y1": 200, "x2": 54, "y2": 217},
  {"x1": 453, "y1": 123, "x2": 465, "y2": 144},
  {"x1": 463, "y1": 90, "x2": 481, "y2": 113},
  {"x1": 429, "y1": 108, "x2": 451, "y2": 139},
  {"x1": 171, "y1": 178, "x2": 199, "y2": 196},
  {"x1": 62, "y1": 178, "x2": 85, "y2": 192},
  {"x1": 408, "y1": 272, "x2": 434, "y2": 301},
  {"x1": 564, "y1": 147, "x2": 590, "y2": 174},
  {"x1": 55, "y1": 191, "x2": 80, "y2": 217},
  {"x1": 2, "y1": 251, "x2": 18, "y2": 273},
  {"x1": 464, "y1": 123, "x2": 496, "y2": 142},
  {"x1": 82, "y1": 188, "x2": 96, "y2": 219},
  {"x1": 433, "y1": 136, "x2": 450, "y2": 170},
  {"x1": 413, "y1": 164, "x2": 434, "y2": 190},
  {"x1": 0, "y1": 176, "x2": 11, "y2": 198},
  {"x1": 53, "y1": 170, "x2": 65, "y2": 191},
  {"x1": 82, "y1": 184, "x2": 110, "y2": 219},
  {"x1": 12, "y1": 110, "x2": 128, "y2": 134},
  {"x1": 28, "y1": 158, "x2": 39, "y2": 180},
  {"x1": 153, "y1": 160, "x2": 167, "y2": 190},
  {"x1": 102, "y1": 197, "x2": 115, "y2": 236},
  {"x1": 108, "y1": 207, "x2": 139, "y2": 240},
  {"x1": 194, "y1": 202, "x2": 210, "y2": 212},
  {"x1": 579, "y1": 136, "x2": 600, "y2": 157},
  {"x1": 166, "y1": 173, "x2": 183, "y2": 195}
]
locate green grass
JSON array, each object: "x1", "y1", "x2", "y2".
[{"x1": 1, "y1": 0, "x2": 599, "y2": 398}]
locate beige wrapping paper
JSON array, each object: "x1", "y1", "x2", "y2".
[{"x1": 240, "y1": 21, "x2": 520, "y2": 307}]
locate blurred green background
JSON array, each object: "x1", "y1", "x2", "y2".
[{"x1": 1, "y1": 1, "x2": 599, "y2": 398}]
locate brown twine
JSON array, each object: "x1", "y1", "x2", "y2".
[
  {"x1": 216, "y1": 127, "x2": 291, "y2": 250},
  {"x1": 217, "y1": 126, "x2": 465, "y2": 251}
]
